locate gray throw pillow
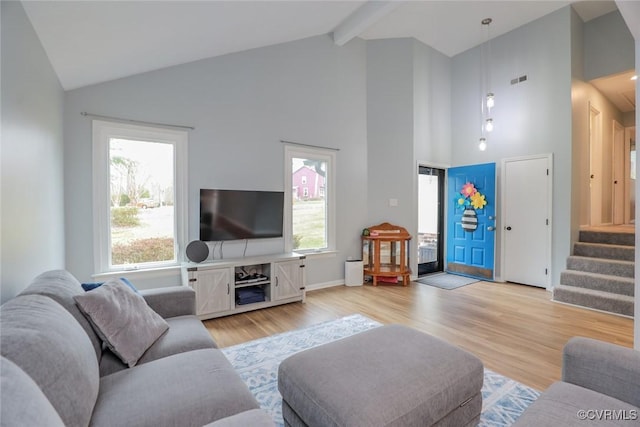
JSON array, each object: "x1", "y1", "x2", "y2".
[{"x1": 74, "y1": 278, "x2": 169, "y2": 367}]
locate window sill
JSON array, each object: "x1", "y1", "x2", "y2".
[
  {"x1": 296, "y1": 250, "x2": 338, "y2": 259},
  {"x1": 92, "y1": 265, "x2": 181, "y2": 281}
]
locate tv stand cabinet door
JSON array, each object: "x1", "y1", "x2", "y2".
[
  {"x1": 192, "y1": 267, "x2": 232, "y2": 316},
  {"x1": 273, "y1": 259, "x2": 305, "y2": 301}
]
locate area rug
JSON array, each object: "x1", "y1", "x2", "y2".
[
  {"x1": 417, "y1": 272, "x2": 480, "y2": 290},
  {"x1": 221, "y1": 314, "x2": 539, "y2": 426}
]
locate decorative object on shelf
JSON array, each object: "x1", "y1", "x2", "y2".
[
  {"x1": 455, "y1": 182, "x2": 487, "y2": 233},
  {"x1": 361, "y1": 222, "x2": 411, "y2": 286},
  {"x1": 478, "y1": 17, "x2": 495, "y2": 151},
  {"x1": 186, "y1": 240, "x2": 209, "y2": 263}
]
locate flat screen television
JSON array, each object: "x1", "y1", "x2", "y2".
[{"x1": 199, "y1": 189, "x2": 284, "y2": 241}]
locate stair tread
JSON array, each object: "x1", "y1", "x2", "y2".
[
  {"x1": 579, "y1": 230, "x2": 635, "y2": 246},
  {"x1": 553, "y1": 284, "x2": 634, "y2": 301},
  {"x1": 575, "y1": 241, "x2": 635, "y2": 250},
  {"x1": 573, "y1": 242, "x2": 636, "y2": 254},
  {"x1": 561, "y1": 270, "x2": 635, "y2": 283},
  {"x1": 568, "y1": 255, "x2": 634, "y2": 265}
]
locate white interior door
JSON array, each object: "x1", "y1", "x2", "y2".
[
  {"x1": 589, "y1": 105, "x2": 603, "y2": 225},
  {"x1": 613, "y1": 120, "x2": 625, "y2": 224},
  {"x1": 502, "y1": 155, "x2": 552, "y2": 288}
]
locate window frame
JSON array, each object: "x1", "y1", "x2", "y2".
[
  {"x1": 92, "y1": 120, "x2": 188, "y2": 275},
  {"x1": 284, "y1": 144, "x2": 336, "y2": 254}
]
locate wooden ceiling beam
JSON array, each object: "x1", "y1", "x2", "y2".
[{"x1": 332, "y1": 1, "x2": 403, "y2": 46}]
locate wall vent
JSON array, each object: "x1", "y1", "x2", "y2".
[{"x1": 511, "y1": 75, "x2": 528, "y2": 85}]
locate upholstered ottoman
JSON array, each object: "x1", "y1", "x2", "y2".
[{"x1": 278, "y1": 324, "x2": 484, "y2": 427}]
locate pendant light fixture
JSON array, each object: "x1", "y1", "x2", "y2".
[{"x1": 478, "y1": 17, "x2": 494, "y2": 150}]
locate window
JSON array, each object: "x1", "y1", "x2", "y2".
[
  {"x1": 92, "y1": 120, "x2": 187, "y2": 274},
  {"x1": 284, "y1": 145, "x2": 335, "y2": 253}
]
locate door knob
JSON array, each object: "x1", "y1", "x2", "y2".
[
  {"x1": 591, "y1": 174, "x2": 595, "y2": 178},
  {"x1": 487, "y1": 226, "x2": 495, "y2": 231},
  {"x1": 505, "y1": 226, "x2": 512, "y2": 231}
]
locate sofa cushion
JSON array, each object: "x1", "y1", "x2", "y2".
[
  {"x1": 99, "y1": 315, "x2": 218, "y2": 376},
  {"x1": 140, "y1": 286, "x2": 197, "y2": 318},
  {"x1": 93, "y1": 349, "x2": 260, "y2": 427},
  {"x1": 0, "y1": 295, "x2": 99, "y2": 427},
  {"x1": 513, "y1": 381, "x2": 640, "y2": 426},
  {"x1": 0, "y1": 357, "x2": 65, "y2": 427},
  {"x1": 74, "y1": 278, "x2": 169, "y2": 367},
  {"x1": 81, "y1": 277, "x2": 139, "y2": 293},
  {"x1": 18, "y1": 269, "x2": 103, "y2": 359}
]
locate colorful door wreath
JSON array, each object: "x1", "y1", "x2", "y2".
[{"x1": 455, "y1": 182, "x2": 487, "y2": 232}]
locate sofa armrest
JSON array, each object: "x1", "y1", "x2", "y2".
[
  {"x1": 140, "y1": 286, "x2": 195, "y2": 318},
  {"x1": 562, "y1": 337, "x2": 640, "y2": 407}
]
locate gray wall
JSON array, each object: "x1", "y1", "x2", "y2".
[
  {"x1": 570, "y1": 7, "x2": 585, "y2": 248},
  {"x1": 366, "y1": 39, "x2": 415, "y2": 229},
  {"x1": 413, "y1": 40, "x2": 452, "y2": 167},
  {"x1": 366, "y1": 38, "x2": 452, "y2": 276},
  {"x1": 64, "y1": 35, "x2": 368, "y2": 289},
  {"x1": 451, "y1": 7, "x2": 574, "y2": 286},
  {"x1": 584, "y1": 10, "x2": 635, "y2": 81},
  {"x1": 1, "y1": 1, "x2": 65, "y2": 302}
]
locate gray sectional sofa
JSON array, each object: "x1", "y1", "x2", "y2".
[
  {"x1": 0, "y1": 270, "x2": 274, "y2": 427},
  {"x1": 513, "y1": 337, "x2": 640, "y2": 426}
]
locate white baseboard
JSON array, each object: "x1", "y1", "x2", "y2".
[{"x1": 306, "y1": 280, "x2": 345, "y2": 292}]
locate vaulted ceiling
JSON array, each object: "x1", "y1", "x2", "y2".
[{"x1": 22, "y1": 0, "x2": 630, "y2": 93}]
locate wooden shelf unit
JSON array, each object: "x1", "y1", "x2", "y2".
[
  {"x1": 362, "y1": 222, "x2": 412, "y2": 286},
  {"x1": 182, "y1": 252, "x2": 306, "y2": 319}
]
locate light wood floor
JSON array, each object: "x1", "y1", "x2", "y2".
[{"x1": 203, "y1": 281, "x2": 633, "y2": 391}]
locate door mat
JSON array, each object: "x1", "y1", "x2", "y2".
[{"x1": 417, "y1": 272, "x2": 479, "y2": 290}]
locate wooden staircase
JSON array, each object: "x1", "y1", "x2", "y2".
[{"x1": 553, "y1": 228, "x2": 635, "y2": 317}]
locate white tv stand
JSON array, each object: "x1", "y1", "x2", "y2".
[{"x1": 181, "y1": 252, "x2": 306, "y2": 320}]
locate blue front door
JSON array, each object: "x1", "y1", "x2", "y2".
[{"x1": 446, "y1": 163, "x2": 496, "y2": 280}]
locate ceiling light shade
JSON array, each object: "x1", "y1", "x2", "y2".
[
  {"x1": 486, "y1": 92, "x2": 495, "y2": 109},
  {"x1": 478, "y1": 18, "x2": 494, "y2": 151},
  {"x1": 485, "y1": 118, "x2": 494, "y2": 132}
]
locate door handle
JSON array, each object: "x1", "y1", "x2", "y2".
[
  {"x1": 505, "y1": 226, "x2": 512, "y2": 231},
  {"x1": 487, "y1": 226, "x2": 495, "y2": 231}
]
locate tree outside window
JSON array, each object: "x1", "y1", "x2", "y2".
[{"x1": 93, "y1": 120, "x2": 187, "y2": 273}]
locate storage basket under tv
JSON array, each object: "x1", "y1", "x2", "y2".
[{"x1": 361, "y1": 222, "x2": 411, "y2": 286}]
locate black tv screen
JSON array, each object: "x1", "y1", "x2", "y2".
[{"x1": 199, "y1": 189, "x2": 284, "y2": 241}]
